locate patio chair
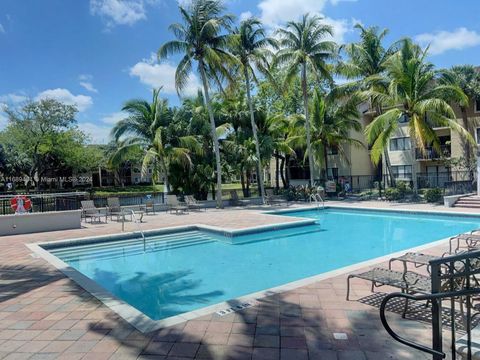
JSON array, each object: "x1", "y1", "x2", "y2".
[
  {"x1": 346, "y1": 258, "x2": 478, "y2": 317},
  {"x1": 265, "y1": 189, "x2": 289, "y2": 206},
  {"x1": 166, "y1": 195, "x2": 188, "y2": 214},
  {"x1": 229, "y1": 190, "x2": 249, "y2": 207},
  {"x1": 144, "y1": 199, "x2": 155, "y2": 215},
  {"x1": 450, "y1": 232, "x2": 480, "y2": 254},
  {"x1": 107, "y1": 197, "x2": 130, "y2": 221},
  {"x1": 184, "y1": 195, "x2": 205, "y2": 211},
  {"x1": 80, "y1": 200, "x2": 107, "y2": 223}
]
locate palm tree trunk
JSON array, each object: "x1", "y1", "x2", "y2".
[
  {"x1": 199, "y1": 60, "x2": 223, "y2": 208},
  {"x1": 275, "y1": 151, "x2": 280, "y2": 190},
  {"x1": 280, "y1": 156, "x2": 286, "y2": 188},
  {"x1": 383, "y1": 149, "x2": 395, "y2": 187},
  {"x1": 244, "y1": 68, "x2": 265, "y2": 203},
  {"x1": 461, "y1": 106, "x2": 474, "y2": 181},
  {"x1": 301, "y1": 62, "x2": 315, "y2": 187},
  {"x1": 410, "y1": 137, "x2": 418, "y2": 194},
  {"x1": 323, "y1": 144, "x2": 329, "y2": 180}
]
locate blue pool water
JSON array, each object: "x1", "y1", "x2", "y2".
[{"x1": 47, "y1": 208, "x2": 480, "y2": 320}]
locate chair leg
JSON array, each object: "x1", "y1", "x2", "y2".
[{"x1": 402, "y1": 289, "x2": 409, "y2": 318}]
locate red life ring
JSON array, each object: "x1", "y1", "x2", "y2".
[{"x1": 10, "y1": 196, "x2": 32, "y2": 212}]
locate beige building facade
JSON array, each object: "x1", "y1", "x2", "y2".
[{"x1": 267, "y1": 99, "x2": 480, "y2": 191}]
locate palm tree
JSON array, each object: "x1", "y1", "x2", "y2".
[
  {"x1": 365, "y1": 39, "x2": 471, "y2": 193},
  {"x1": 158, "y1": 0, "x2": 235, "y2": 207},
  {"x1": 110, "y1": 89, "x2": 199, "y2": 195},
  {"x1": 230, "y1": 17, "x2": 277, "y2": 203},
  {"x1": 440, "y1": 65, "x2": 480, "y2": 178},
  {"x1": 339, "y1": 24, "x2": 400, "y2": 185},
  {"x1": 288, "y1": 88, "x2": 363, "y2": 178},
  {"x1": 275, "y1": 14, "x2": 337, "y2": 186}
]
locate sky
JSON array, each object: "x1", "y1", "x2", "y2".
[{"x1": 1, "y1": 0, "x2": 480, "y2": 144}]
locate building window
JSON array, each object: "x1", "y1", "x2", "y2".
[
  {"x1": 389, "y1": 137, "x2": 411, "y2": 151},
  {"x1": 398, "y1": 114, "x2": 409, "y2": 123},
  {"x1": 391, "y1": 165, "x2": 412, "y2": 180},
  {"x1": 476, "y1": 128, "x2": 480, "y2": 144},
  {"x1": 475, "y1": 99, "x2": 480, "y2": 113}
]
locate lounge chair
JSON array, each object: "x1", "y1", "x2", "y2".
[
  {"x1": 185, "y1": 195, "x2": 205, "y2": 211},
  {"x1": 450, "y1": 233, "x2": 480, "y2": 253},
  {"x1": 80, "y1": 200, "x2": 107, "y2": 223},
  {"x1": 166, "y1": 195, "x2": 188, "y2": 214},
  {"x1": 265, "y1": 189, "x2": 289, "y2": 206},
  {"x1": 229, "y1": 190, "x2": 249, "y2": 207},
  {"x1": 144, "y1": 199, "x2": 155, "y2": 215},
  {"x1": 107, "y1": 197, "x2": 131, "y2": 221}
]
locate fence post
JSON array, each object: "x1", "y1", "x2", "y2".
[{"x1": 430, "y1": 262, "x2": 443, "y2": 360}]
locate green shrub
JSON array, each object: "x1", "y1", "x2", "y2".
[
  {"x1": 424, "y1": 188, "x2": 443, "y2": 203},
  {"x1": 385, "y1": 188, "x2": 402, "y2": 201}
]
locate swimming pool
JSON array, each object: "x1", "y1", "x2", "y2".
[{"x1": 41, "y1": 207, "x2": 480, "y2": 324}]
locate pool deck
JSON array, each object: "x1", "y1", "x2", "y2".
[{"x1": 0, "y1": 200, "x2": 478, "y2": 359}]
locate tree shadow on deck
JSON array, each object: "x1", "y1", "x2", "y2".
[{"x1": 0, "y1": 264, "x2": 65, "y2": 303}]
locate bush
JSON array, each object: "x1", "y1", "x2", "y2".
[
  {"x1": 424, "y1": 188, "x2": 443, "y2": 203},
  {"x1": 385, "y1": 188, "x2": 402, "y2": 201}
]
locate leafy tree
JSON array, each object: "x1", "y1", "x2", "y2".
[
  {"x1": 289, "y1": 88, "x2": 363, "y2": 178},
  {"x1": 365, "y1": 39, "x2": 472, "y2": 193},
  {"x1": 339, "y1": 24, "x2": 400, "y2": 184},
  {"x1": 275, "y1": 14, "x2": 337, "y2": 185},
  {"x1": 111, "y1": 89, "x2": 200, "y2": 194},
  {"x1": 230, "y1": 17, "x2": 277, "y2": 202},
  {"x1": 158, "y1": 0, "x2": 236, "y2": 207},
  {"x1": 439, "y1": 65, "x2": 480, "y2": 178},
  {"x1": 0, "y1": 99, "x2": 92, "y2": 189}
]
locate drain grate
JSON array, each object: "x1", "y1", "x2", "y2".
[{"x1": 216, "y1": 302, "x2": 256, "y2": 316}]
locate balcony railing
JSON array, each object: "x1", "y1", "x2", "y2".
[{"x1": 415, "y1": 145, "x2": 451, "y2": 160}]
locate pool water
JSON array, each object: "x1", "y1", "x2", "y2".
[{"x1": 46, "y1": 208, "x2": 480, "y2": 320}]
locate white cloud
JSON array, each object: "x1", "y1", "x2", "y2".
[
  {"x1": 35, "y1": 88, "x2": 93, "y2": 112},
  {"x1": 240, "y1": 11, "x2": 253, "y2": 22},
  {"x1": 101, "y1": 111, "x2": 128, "y2": 125},
  {"x1": 81, "y1": 122, "x2": 112, "y2": 144},
  {"x1": 257, "y1": 0, "x2": 354, "y2": 43},
  {"x1": 0, "y1": 93, "x2": 27, "y2": 104},
  {"x1": 80, "y1": 82, "x2": 98, "y2": 93},
  {"x1": 78, "y1": 74, "x2": 98, "y2": 93},
  {"x1": 415, "y1": 27, "x2": 480, "y2": 55},
  {"x1": 130, "y1": 54, "x2": 201, "y2": 96},
  {"x1": 90, "y1": 0, "x2": 146, "y2": 27},
  {"x1": 0, "y1": 23, "x2": 5, "y2": 34}
]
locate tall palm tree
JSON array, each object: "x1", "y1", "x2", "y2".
[
  {"x1": 230, "y1": 17, "x2": 277, "y2": 203},
  {"x1": 158, "y1": 0, "x2": 235, "y2": 207},
  {"x1": 110, "y1": 89, "x2": 199, "y2": 195},
  {"x1": 440, "y1": 65, "x2": 480, "y2": 178},
  {"x1": 365, "y1": 39, "x2": 471, "y2": 193},
  {"x1": 339, "y1": 24, "x2": 400, "y2": 185},
  {"x1": 288, "y1": 88, "x2": 363, "y2": 177},
  {"x1": 275, "y1": 14, "x2": 337, "y2": 186}
]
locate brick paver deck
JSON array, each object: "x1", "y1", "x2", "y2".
[{"x1": 0, "y1": 201, "x2": 475, "y2": 359}]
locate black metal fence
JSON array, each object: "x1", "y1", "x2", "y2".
[{"x1": 0, "y1": 192, "x2": 165, "y2": 215}]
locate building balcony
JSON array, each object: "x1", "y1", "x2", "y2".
[{"x1": 415, "y1": 145, "x2": 451, "y2": 161}]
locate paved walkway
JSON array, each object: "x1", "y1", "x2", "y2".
[{"x1": 0, "y1": 201, "x2": 475, "y2": 359}]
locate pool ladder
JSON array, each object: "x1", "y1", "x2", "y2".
[
  {"x1": 309, "y1": 193, "x2": 325, "y2": 209},
  {"x1": 121, "y1": 209, "x2": 146, "y2": 251}
]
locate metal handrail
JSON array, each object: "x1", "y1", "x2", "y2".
[
  {"x1": 380, "y1": 288, "x2": 480, "y2": 359},
  {"x1": 121, "y1": 209, "x2": 146, "y2": 250},
  {"x1": 309, "y1": 193, "x2": 325, "y2": 209}
]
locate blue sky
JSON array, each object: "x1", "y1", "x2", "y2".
[{"x1": 1, "y1": 0, "x2": 480, "y2": 143}]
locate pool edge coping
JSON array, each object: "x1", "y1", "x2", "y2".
[{"x1": 27, "y1": 205, "x2": 480, "y2": 333}]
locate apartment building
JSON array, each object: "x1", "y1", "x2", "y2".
[{"x1": 267, "y1": 98, "x2": 479, "y2": 191}]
